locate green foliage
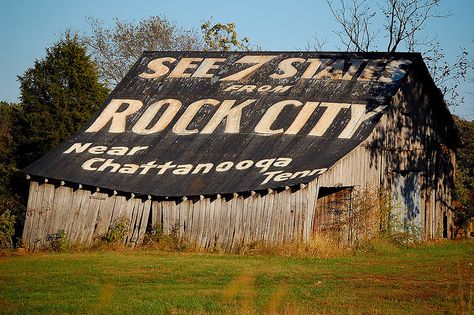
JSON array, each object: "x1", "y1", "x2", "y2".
[
  {"x1": 0, "y1": 102, "x2": 18, "y2": 195},
  {"x1": 46, "y1": 230, "x2": 69, "y2": 252},
  {"x1": 144, "y1": 223, "x2": 188, "y2": 251},
  {"x1": 0, "y1": 102, "x2": 14, "y2": 175},
  {"x1": 454, "y1": 117, "x2": 474, "y2": 189},
  {"x1": 0, "y1": 194, "x2": 26, "y2": 248},
  {"x1": 82, "y1": 16, "x2": 203, "y2": 86},
  {"x1": 453, "y1": 116, "x2": 474, "y2": 234},
  {"x1": 201, "y1": 19, "x2": 251, "y2": 51},
  {"x1": 16, "y1": 32, "x2": 108, "y2": 168},
  {"x1": 1, "y1": 34, "x2": 108, "y2": 247},
  {"x1": 102, "y1": 217, "x2": 130, "y2": 243},
  {"x1": 0, "y1": 102, "x2": 26, "y2": 244},
  {"x1": 0, "y1": 210, "x2": 16, "y2": 249}
]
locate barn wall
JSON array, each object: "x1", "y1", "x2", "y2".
[
  {"x1": 22, "y1": 182, "x2": 151, "y2": 250},
  {"x1": 314, "y1": 66, "x2": 457, "y2": 240},
  {"x1": 148, "y1": 181, "x2": 319, "y2": 250},
  {"x1": 362, "y1": 66, "x2": 456, "y2": 239},
  {"x1": 318, "y1": 144, "x2": 384, "y2": 188},
  {"x1": 22, "y1": 180, "x2": 320, "y2": 250}
]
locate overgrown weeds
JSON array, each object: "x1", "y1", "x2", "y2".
[
  {"x1": 101, "y1": 217, "x2": 130, "y2": 244},
  {"x1": 46, "y1": 230, "x2": 69, "y2": 252},
  {"x1": 321, "y1": 186, "x2": 422, "y2": 250},
  {"x1": 143, "y1": 223, "x2": 189, "y2": 251},
  {"x1": 0, "y1": 210, "x2": 16, "y2": 251}
]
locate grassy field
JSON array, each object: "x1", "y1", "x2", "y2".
[{"x1": 0, "y1": 240, "x2": 473, "y2": 314}]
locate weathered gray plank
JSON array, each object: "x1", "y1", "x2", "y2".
[
  {"x1": 92, "y1": 193, "x2": 116, "y2": 239},
  {"x1": 36, "y1": 183, "x2": 55, "y2": 248},
  {"x1": 82, "y1": 194, "x2": 102, "y2": 246},
  {"x1": 30, "y1": 183, "x2": 46, "y2": 248},
  {"x1": 49, "y1": 186, "x2": 72, "y2": 238},
  {"x1": 206, "y1": 198, "x2": 217, "y2": 248},
  {"x1": 136, "y1": 199, "x2": 151, "y2": 245},
  {"x1": 70, "y1": 189, "x2": 92, "y2": 244},
  {"x1": 213, "y1": 197, "x2": 223, "y2": 248},
  {"x1": 151, "y1": 200, "x2": 161, "y2": 228},
  {"x1": 23, "y1": 181, "x2": 39, "y2": 249}
]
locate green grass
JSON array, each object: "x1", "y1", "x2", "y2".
[{"x1": 0, "y1": 240, "x2": 473, "y2": 314}]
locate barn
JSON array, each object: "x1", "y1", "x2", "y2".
[{"x1": 21, "y1": 51, "x2": 459, "y2": 250}]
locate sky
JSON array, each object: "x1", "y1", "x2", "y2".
[{"x1": 1, "y1": 0, "x2": 473, "y2": 119}]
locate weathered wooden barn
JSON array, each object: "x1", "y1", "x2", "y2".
[{"x1": 21, "y1": 51, "x2": 459, "y2": 250}]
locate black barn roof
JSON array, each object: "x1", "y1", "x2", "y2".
[{"x1": 24, "y1": 51, "x2": 423, "y2": 197}]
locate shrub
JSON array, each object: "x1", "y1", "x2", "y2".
[
  {"x1": 102, "y1": 217, "x2": 130, "y2": 243},
  {"x1": 0, "y1": 194, "x2": 24, "y2": 247},
  {"x1": 321, "y1": 186, "x2": 422, "y2": 248},
  {"x1": 144, "y1": 222, "x2": 188, "y2": 251},
  {"x1": 47, "y1": 230, "x2": 69, "y2": 252},
  {"x1": 0, "y1": 210, "x2": 16, "y2": 249}
]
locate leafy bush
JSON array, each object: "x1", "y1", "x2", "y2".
[
  {"x1": 144, "y1": 222, "x2": 188, "y2": 251},
  {"x1": 102, "y1": 217, "x2": 130, "y2": 243},
  {"x1": 321, "y1": 186, "x2": 422, "y2": 248},
  {"x1": 453, "y1": 116, "x2": 474, "y2": 237},
  {"x1": 47, "y1": 230, "x2": 69, "y2": 252},
  {"x1": 0, "y1": 210, "x2": 16, "y2": 249},
  {"x1": 0, "y1": 193, "x2": 25, "y2": 246}
]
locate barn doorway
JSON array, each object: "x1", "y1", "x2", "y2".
[
  {"x1": 442, "y1": 212, "x2": 448, "y2": 239},
  {"x1": 313, "y1": 186, "x2": 353, "y2": 243}
]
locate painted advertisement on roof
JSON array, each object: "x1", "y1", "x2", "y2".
[{"x1": 23, "y1": 51, "x2": 413, "y2": 196}]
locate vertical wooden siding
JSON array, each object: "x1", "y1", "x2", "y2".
[
  {"x1": 23, "y1": 181, "x2": 320, "y2": 250},
  {"x1": 149, "y1": 181, "x2": 319, "y2": 250},
  {"x1": 22, "y1": 182, "x2": 151, "y2": 250}
]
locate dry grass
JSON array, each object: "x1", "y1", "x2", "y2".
[{"x1": 230, "y1": 234, "x2": 349, "y2": 258}]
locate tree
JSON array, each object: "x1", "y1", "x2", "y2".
[
  {"x1": 423, "y1": 43, "x2": 471, "y2": 106},
  {"x1": 453, "y1": 116, "x2": 474, "y2": 235},
  {"x1": 81, "y1": 16, "x2": 203, "y2": 86},
  {"x1": 201, "y1": 19, "x2": 251, "y2": 52},
  {"x1": 327, "y1": 0, "x2": 377, "y2": 52},
  {"x1": 327, "y1": 0, "x2": 445, "y2": 53},
  {"x1": 326, "y1": 0, "x2": 473, "y2": 106},
  {"x1": 16, "y1": 33, "x2": 108, "y2": 168},
  {"x1": 0, "y1": 102, "x2": 26, "y2": 244},
  {"x1": 81, "y1": 16, "x2": 255, "y2": 86},
  {"x1": 0, "y1": 102, "x2": 17, "y2": 195}
]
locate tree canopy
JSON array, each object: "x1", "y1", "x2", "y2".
[
  {"x1": 81, "y1": 16, "x2": 255, "y2": 86},
  {"x1": 16, "y1": 33, "x2": 108, "y2": 168},
  {"x1": 0, "y1": 102, "x2": 16, "y2": 195},
  {"x1": 326, "y1": 0, "x2": 473, "y2": 107},
  {"x1": 201, "y1": 20, "x2": 251, "y2": 52},
  {"x1": 453, "y1": 116, "x2": 474, "y2": 233},
  {"x1": 82, "y1": 16, "x2": 203, "y2": 86}
]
